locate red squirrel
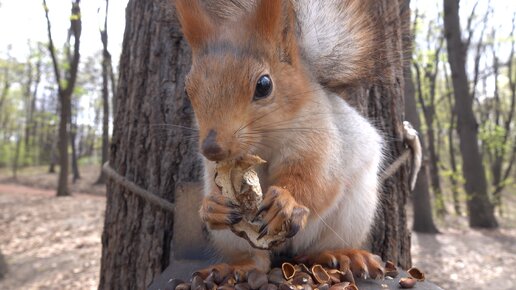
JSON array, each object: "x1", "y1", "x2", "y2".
[{"x1": 174, "y1": 0, "x2": 385, "y2": 279}]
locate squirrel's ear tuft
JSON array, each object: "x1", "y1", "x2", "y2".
[
  {"x1": 174, "y1": 0, "x2": 214, "y2": 54},
  {"x1": 252, "y1": 0, "x2": 283, "y2": 43},
  {"x1": 251, "y1": 0, "x2": 298, "y2": 63}
]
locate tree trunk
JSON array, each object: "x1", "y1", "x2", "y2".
[
  {"x1": 26, "y1": 55, "x2": 42, "y2": 163},
  {"x1": 96, "y1": 0, "x2": 111, "y2": 185},
  {"x1": 365, "y1": 0, "x2": 412, "y2": 268},
  {"x1": 109, "y1": 57, "x2": 117, "y2": 119},
  {"x1": 0, "y1": 248, "x2": 7, "y2": 280},
  {"x1": 43, "y1": 0, "x2": 82, "y2": 196},
  {"x1": 98, "y1": 1, "x2": 201, "y2": 288},
  {"x1": 0, "y1": 65, "x2": 10, "y2": 113},
  {"x1": 70, "y1": 114, "x2": 81, "y2": 182},
  {"x1": 413, "y1": 63, "x2": 446, "y2": 218},
  {"x1": 99, "y1": 0, "x2": 413, "y2": 287},
  {"x1": 24, "y1": 60, "x2": 34, "y2": 154},
  {"x1": 443, "y1": 0, "x2": 498, "y2": 228},
  {"x1": 444, "y1": 64, "x2": 461, "y2": 215},
  {"x1": 490, "y1": 52, "x2": 504, "y2": 211},
  {"x1": 491, "y1": 22, "x2": 516, "y2": 211},
  {"x1": 403, "y1": 5, "x2": 439, "y2": 233},
  {"x1": 95, "y1": 51, "x2": 110, "y2": 184},
  {"x1": 344, "y1": 0, "x2": 412, "y2": 267},
  {"x1": 56, "y1": 91, "x2": 71, "y2": 196},
  {"x1": 48, "y1": 155, "x2": 56, "y2": 173},
  {"x1": 425, "y1": 119, "x2": 446, "y2": 216},
  {"x1": 448, "y1": 112, "x2": 461, "y2": 214},
  {"x1": 12, "y1": 137, "x2": 21, "y2": 180},
  {"x1": 48, "y1": 122, "x2": 57, "y2": 174}
]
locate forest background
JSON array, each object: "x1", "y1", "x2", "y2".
[{"x1": 0, "y1": 0, "x2": 515, "y2": 289}]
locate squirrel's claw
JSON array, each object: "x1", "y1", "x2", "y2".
[
  {"x1": 200, "y1": 193, "x2": 243, "y2": 230},
  {"x1": 257, "y1": 186, "x2": 309, "y2": 239},
  {"x1": 297, "y1": 249, "x2": 384, "y2": 280}
]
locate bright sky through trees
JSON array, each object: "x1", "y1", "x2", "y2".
[
  {"x1": 0, "y1": 0, "x2": 128, "y2": 62},
  {"x1": 0, "y1": 0, "x2": 128, "y2": 127}
]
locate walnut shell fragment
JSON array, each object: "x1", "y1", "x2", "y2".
[
  {"x1": 281, "y1": 262, "x2": 297, "y2": 280},
  {"x1": 214, "y1": 154, "x2": 288, "y2": 250},
  {"x1": 311, "y1": 265, "x2": 331, "y2": 284},
  {"x1": 384, "y1": 261, "x2": 399, "y2": 278},
  {"x1": 407, "y1": 267, "x2": 425, "y2": 281},
  {"x1": 399, "y1": 277, "x2": 417, "y2": 288}
]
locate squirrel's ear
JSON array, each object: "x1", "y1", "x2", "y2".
[
  {"x1": 251, "y1": 0, "x2": 298, "y2": 63},
  {"x1": 252, "y1": 0, "x2": 283, "y2": 44},
  {"x1": 174, "y1": 0, "x2": 214, "y2": 55}
]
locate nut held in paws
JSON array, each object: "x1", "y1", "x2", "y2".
[{"x1": 214, "y1": 154, "x2": 288, "y2": 249}]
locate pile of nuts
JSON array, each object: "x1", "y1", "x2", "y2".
[
  {"x1": 165, "y1": 262, "x2": 426, "y2": 290},
  {"x1": 167, "y1": 262, "x2": 355, "y2": 290}
]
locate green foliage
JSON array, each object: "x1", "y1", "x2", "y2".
[
  {"x1": 70, "y1": 13, "x2": 80, "y2": 21},
  {"x1": 0, "y1": 142, "x2": 14, "y2": 167},
  {"x1": 0, "y1": 38, "x2": 109, "y2": 172},
  {"x1": 479, "y1": 121, "x2": 507, "y2": 153}
]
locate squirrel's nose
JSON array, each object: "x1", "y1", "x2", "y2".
[{"x1": 201, "y1": 129, "x2": 228, "y2": 161}]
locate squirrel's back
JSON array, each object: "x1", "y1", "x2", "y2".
[{"x1": 201, "y1": 0, "x2": 379, "y2": 88}]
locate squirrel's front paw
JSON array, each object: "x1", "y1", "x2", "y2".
[
  {"x1": 200, "y1": 194, "x2": 242, "y2": 230},
  {"x1": 297, "y1": 249, "x2": 384, "y2": 279},
  {"x1": 255, "y1": 186, "x2": 309, "y2": 239}
]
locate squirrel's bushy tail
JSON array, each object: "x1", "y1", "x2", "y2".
[{"x1": 293, "y1": 0, "x2": 381, "y2": 88}]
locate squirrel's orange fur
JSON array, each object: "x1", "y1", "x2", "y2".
[{"x1": 174, "y1": 0, "x2": 385, "y2": 279}]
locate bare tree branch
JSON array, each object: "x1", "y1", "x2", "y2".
[
  {"x1": 43, "y1": 0, "x2": 62, "y2": 93},
  {"x1": 464, "y1": 0, "x2": 479, "y2": 51},
  {"x1": 470, "y1": 6, "x2": 491, "y2": 101}
]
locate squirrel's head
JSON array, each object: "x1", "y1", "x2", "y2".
[{"x1": 175, "y1": 0, "x2": 315, "y2": 161}]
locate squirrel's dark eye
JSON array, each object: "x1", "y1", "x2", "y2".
[{"x1": 253, "y1": 75, "x2": 273, "y2": 101}]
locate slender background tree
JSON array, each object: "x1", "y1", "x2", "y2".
[
  {"x1": 443, "y1": 0, "x2": 498, "y2": 228},
  {"x1": 43, "y1": 0, "x2": 82, "y2": 196},
  {"x1": 96, "y1": 0, "x2": 113, "y2": 184}
]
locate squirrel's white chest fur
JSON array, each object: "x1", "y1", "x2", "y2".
[
  {"x1": 267, "y1": 92, "x2": 383, "y2": 254},
  {"x1": 205, "y1": 91, "x2": 383, "y2": 257}
]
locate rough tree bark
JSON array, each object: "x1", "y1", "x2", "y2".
[
  {"x1": 332, "y1": 0, "x2": 413, "y2": 267},
  {"x1": 98, "y1": 1, "x2": 201, "y2": 288},
  {"x1": 99, "y1": 0, "x2": 413, "y2": 287},
  {"x1": 364, "y1": 0, "x2": 412, "y2": 268},
  {"x1": 443, "y1": 0, "x2": 498, "y2": 228}
]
